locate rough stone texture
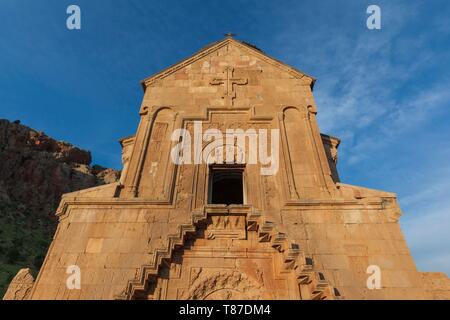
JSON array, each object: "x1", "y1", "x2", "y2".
[
  {"x1": 10, "y1": 37, "x2": 449, "y2": 300},
  {"x1": 0, "y1": 119, "x2": 120, "y2": 220},
  {"x1": 0, "y1": 119, "x2": 120, "y2": 296},
  {"x1": 2, "y1": 268, "x2": 34, "y2": 300},
  {"x1": 420, "y1": 272, "x2": 450, "y2": 300}
]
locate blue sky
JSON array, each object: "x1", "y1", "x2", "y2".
[{"x1": 1, "y1": 0, "x2": 449, "y2": 275}]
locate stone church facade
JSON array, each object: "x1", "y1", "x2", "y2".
[{"x1": 4, "y1": 36, "x2": 449, "y2": 300}]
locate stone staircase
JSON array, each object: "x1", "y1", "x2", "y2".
[
  {"x1": 248, "y1": 210, "x2": 339, "y2": 300},
  {"x1": 117, "y1": 205, "x2": 341, "y2": 300}
]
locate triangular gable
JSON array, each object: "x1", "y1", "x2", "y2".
[{"x1": 140, "y1": 37, "x2": 316, "y2": 90}]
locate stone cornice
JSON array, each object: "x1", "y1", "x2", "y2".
[
  {"x1": 55, "y1": 196, "x2": 400, "y2": 221},
  {"x1": 284, "y1": 198, "x2": 385, "y2": 210},
  {"x1": 320, "y1": 133, "x2": 341, "y2": 148}
]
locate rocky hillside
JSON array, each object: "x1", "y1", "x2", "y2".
[{"x1": 0, "y1": 119, "x2": 120, "y2": 295}]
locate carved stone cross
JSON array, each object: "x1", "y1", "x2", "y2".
[{"x1": 210, "y1": 67, "x2": 248, "y2": 106}]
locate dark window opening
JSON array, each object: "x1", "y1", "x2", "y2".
[
  {"x1": 333, "y1": 288, "x2": 341, "y2": 297},
  {"x1": 209, "y1": 168, "x2": 244, "y2": 205}
]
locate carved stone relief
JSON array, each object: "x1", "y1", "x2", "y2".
[
  {"x1": 182, "y1": 269, "x2": 265, "y2": 300},
  {"x1": 3, "y1": 268, "x2": 34, "y2": 300},
  {"x1": 205, "y1": 214, "x2": 247, "y2": 240}
]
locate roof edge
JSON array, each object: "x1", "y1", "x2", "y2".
[{"x1": 140, "y1": 37, "x2": 316, "y2": 91}]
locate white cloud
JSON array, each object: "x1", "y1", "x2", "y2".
[
  {"x1": 272, "y1": 1, "x2": 450, "y2": 276},
  {"x1": 402, "y1": 203, "x2": 450, "y2": 276}
]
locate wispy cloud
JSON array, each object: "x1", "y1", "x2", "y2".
[
  {"x1": 402, "y1": 202, "x2": 450, "y2": 275},
  {"x1": 0, "y1": 0, "x2": 448, "y2": 275},
  {"x1": 271, "y1": 1, "x2": 450, "y2": 275}
]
